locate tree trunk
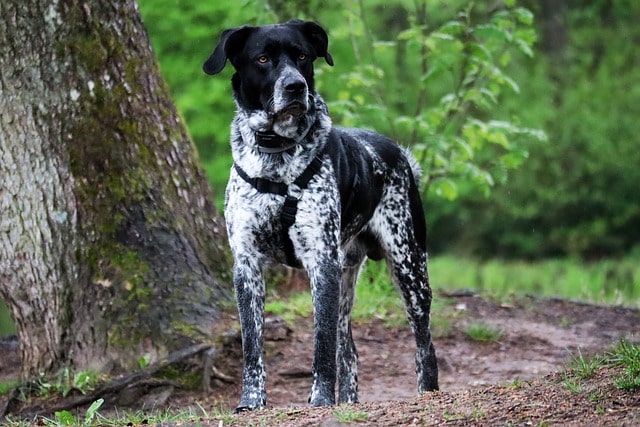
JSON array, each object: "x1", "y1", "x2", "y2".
[
  {"x1": 540, "y1": 0, "x2": 568, "y2": 59},
  {"x1": 0, "y1": 0, "x2": 232, "y2": 378}
]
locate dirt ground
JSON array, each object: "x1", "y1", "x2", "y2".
[{"x1": 1, "y1": 291, "x2": 639, "y2": 425}]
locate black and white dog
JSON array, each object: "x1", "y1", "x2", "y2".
[{"x1": 203, "y1": 19, "x2": 438, "y2": 411}]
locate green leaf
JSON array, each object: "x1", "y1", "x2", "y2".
[
  {"x1": 438, "y1": 21, "x2": 466, "y2": 36},
  {"x1": 139, "y1": 353, "x2": 151, "y2": 368},
  {"x1": 513, "y1": 7, "x2": 534, "y2": 25},
  {"x1": 514, "y1": 38, "x2": 534, "y2": 58},
  {"x1": 473, "y1": 24, "x2": 511, "y2": 43},
  {"x1": 434, "y1": 178, "x2": 458, "y2": 200},
  {"x1": 421, "y1": 63, "x2": 445, "y2": 82},
  {"x1": 85, "y1": 398, "x2": 104, "y2": 424},
  {"x1": 55, "y1": 410, "x2": 75, "y2": 426},
  {"x1": 372, "y1": 41, "x2": 396, "y2": 49},
  {"x1": 480, "y1": 87, "x2": 499, "y2": 105},
  {"x1": 431, "y1": 31, "x2": 457, "y2": 42},
  {"x1": 456, "y1": 138, "x2": 474, "y2": 160},
  {"x1": 500, "y1": 150, "x2": 529, "y2": 169},
  {"x1": 397, "y1": 27, "x2": 421, "y2": 41}
]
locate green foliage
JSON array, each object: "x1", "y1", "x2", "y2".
[
  {"x1": 264, "y1": 261, "x2": 408, "y2": 326},
  {"x1": 36, "y1": 369, "x2": 100, "y2": 398},
  {"x1": 561, "y1": 339, "x2": 640, "y2": 393},
  {"x1": 565, "y1": 348, "x2": 604, "y2": 380},
  {"x1": 610, "y1": 339, "x2": 640, "y2": 391},
  {"x1": 463, "y1": 321, "x2": 503, "y2": 343},
  {"x1": 137, "y1": 1, "x2": 276, "y2": 206},
  {"x1": 37, "y1": 403, "x2": 218, "y2": 427},
  {"x1": 138, "y1": 0, "x2": 541, "y2": 205},
  {"x1": 333, "y1": 407, "x2": 370, "y2": 423},
  {"x1": 354, "y1": 262, "x2": 407, "y2": 326},
  {"x1": 0, "y1": 379, "x2": 20, "y2": 394},
  {"x1": 138, "y1": 0, "x2": 640, "y2": 259},
  {"x1": 0, "y1": 299, "x2": 14, "y2": 336},
  {"x1": 42, "y1": 399, "x2": 104, "y2": 427},
  {"x1": 327, "y1": 1, "x2": 544, "y2": 200},
  {"x1": 430, "y1": 255, "x2": 640, "y2": 307},
  {"x1": 138, "y1": 353, "x2": 151, "y2": 369},
  {"x1": 265, "y1": 292, "x2": 313, "y2": 323},
  {"x1": 430, "y1": 1, "x2": 640, "y2": 258}
]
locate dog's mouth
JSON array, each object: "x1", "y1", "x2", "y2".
[{"x1": 273, "y1": 101, "x2": 307, "y2": 120}]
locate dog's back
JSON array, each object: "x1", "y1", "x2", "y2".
[{"x1": 324, "y1": 127, "x2": 426, "y2": 253}]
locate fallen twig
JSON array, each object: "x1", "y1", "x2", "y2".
[{"x1": 5, "y1": 343, "x2": 213, "y2": 420}]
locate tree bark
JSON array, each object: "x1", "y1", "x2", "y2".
[
  {"x1": 0, "y1": 0, "x2": 232, "y2": 378},
  {"x1": 540, "y1": 0, "x2": 568, "y2": 58}
]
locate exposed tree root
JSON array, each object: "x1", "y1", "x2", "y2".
[{"x1": 1, "y1": 343, "x2": 232, "y2": 421}]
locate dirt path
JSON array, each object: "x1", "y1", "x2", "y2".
[
  {"x1": 1, "y1": 293, "x2": 639, "y2": 425},
  {"x1": 205, "y1": 293, "x2": 639, "y2": 407}
]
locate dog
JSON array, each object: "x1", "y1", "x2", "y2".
[{"x1": 203, "y1": 19, "x2": 438, "y2": 411}]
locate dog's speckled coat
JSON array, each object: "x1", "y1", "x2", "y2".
[{"x1": 203, "y1": 19, "x2": 438, "y2": 411}]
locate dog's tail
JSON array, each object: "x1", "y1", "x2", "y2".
[
  {"x1": 402, "y1": 147, "x2": 423, "y2": 183},
  {"x1": 402, "y1": 147, "x2": 427, "y2": 252}
]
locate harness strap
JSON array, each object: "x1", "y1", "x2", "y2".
[{"x1": 234, "y1": 153, "x2": 324, "y2": 266}]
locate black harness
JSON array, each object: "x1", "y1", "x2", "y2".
[{"x1": 234, "y1": 131, "x2": 324, "y2": 266}]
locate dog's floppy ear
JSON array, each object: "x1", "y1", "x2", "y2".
[
  {"x1": 295, "y1": 20, "x2": 334, "y2": 66},
  {"x1": 203, "y1": 26, "x2": 253, "y2": 75}
]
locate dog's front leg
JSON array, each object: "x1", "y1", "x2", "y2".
[
  {"x1": 233, "y1": 258, "x2": 267, "y2": 412},
  {"x1": 306, "y1": 259, "x2": 341, "y2": 406}
]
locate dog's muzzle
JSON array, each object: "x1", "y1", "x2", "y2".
[{"x1": 273, "y1": 67, "x2": 309, "y2": 117}]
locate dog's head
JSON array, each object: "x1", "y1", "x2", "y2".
[{"x1": 203, "y1": 20, "x2": 333, "y2": 136}]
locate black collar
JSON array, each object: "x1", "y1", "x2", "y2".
[{"x1": 255, "y1": 130, "x2": 297, "y2": 154}]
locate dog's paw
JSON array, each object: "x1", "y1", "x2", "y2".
[
  {"x1": 234, "y1": 400, "x2": 266, "y2": 413},
  {"x1": 236, "y1": 392, "x2": 267, "y2": 412},
  {"x1": 308, "y1": 392, "x2": 335, "y2": 407},
  {"x1": 234, "y1": 405, "x2": 259, "y2": 414}
]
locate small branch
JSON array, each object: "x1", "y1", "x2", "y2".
[{"x1": 5, "y1": 343, "x2": 214, "y2": 420}]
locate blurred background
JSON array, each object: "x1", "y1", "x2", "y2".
[{"x1": 2, "y1": 0, "x2": 638, "y2": 336}]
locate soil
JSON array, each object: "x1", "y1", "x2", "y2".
[{"x1": 1, "y1": 291, "x2": 639, "y2": 425}]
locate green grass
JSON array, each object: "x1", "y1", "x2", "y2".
[
  {"x1": 3, "y1": 255, "x2": 639, "y2": 337},
  {"x1": 266, "y1": 254, "x2": 640, "y2": 333},
  {"x1": 0, "y1": 379, "x2": 21, "y2": 395},
  {"x1": 464, "y1": 322, "x2": 503, "y2": 343},
  {"x1": 332, "y1": 407, "x2": 369, "y2": 423},
  {"x1": 0, "y1": 299, "x2": 14, "y2": 335},
  {"x1": 429, "y1": 255, "x2": 640, "y2": 307},
  {"x1": 561, "y1": 339, "x2": 640, "y2": 393},
  {"x1": 564, "y1": 348, "x2": 604, "y2": 379},
  {"x1": 265, "y1": 293, "x2": 314, "y2": 323},
  {"x1": 610, "y1": 338, "x2": 640, "y2": 391},
  {"x1": 265, "y1": 260, "x2": 451, "y2": 331},
  {"x1": 1, "y1": 403, "x2": 232, "y2": 427},
  {"x1": 34, "y1": 369, "x2": 101, "y2": 398}
]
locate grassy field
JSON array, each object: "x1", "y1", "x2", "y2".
[
  {"x1": 264, "y1": 255, "x2": 640, "y2": 327},
  {"x1": 429, "y1": 255, "x2": 640, "y2": 307},
  {"x1": 0, "y1": 256, "x2": 638, "y2": 337}
]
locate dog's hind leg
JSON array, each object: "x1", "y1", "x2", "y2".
[
  {"x1": 337, "y1": 248, "x2": 365, "y2": 404},
  {"x1": 369, "y1": 176, "x2": 439, "y2": 394},
  {"x1": 232, "y1": 257, "x2": 268, "y2": 412},
  {"x1": 388, "y1": 245, "x2": 439, "y2": 393}
]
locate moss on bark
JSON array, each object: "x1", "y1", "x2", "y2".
[{"x1": 1, "y1": 0, "x2": 232, "y2": 376}]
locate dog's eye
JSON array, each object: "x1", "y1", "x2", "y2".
[
  {"x1": 297, "y1": 53, "x2": 307, "y2": 61},
  {"x1": 257, "y1": 55, "x2": 269, "y2": 64}
]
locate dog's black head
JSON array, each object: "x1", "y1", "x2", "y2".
[{"x1": 203, "y1": 19, "x2": 333, "y2": 130}]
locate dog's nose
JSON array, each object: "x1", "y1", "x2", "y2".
[{"x1": 284, "y1": 79, "x2": 306, "y2": 94}]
